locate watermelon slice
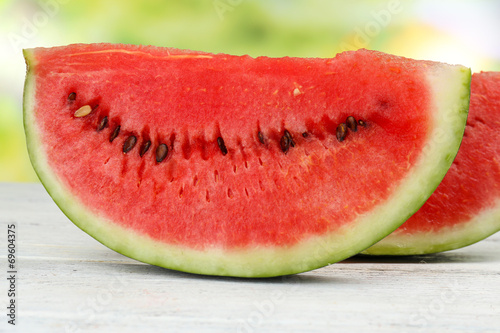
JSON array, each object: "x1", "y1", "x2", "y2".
[
  {"x1": 23, "y1": 44, "x2": 470, "y2": 277},
  {"x1": 365, "y1": 72, "x2": 500, "y2": 255}
]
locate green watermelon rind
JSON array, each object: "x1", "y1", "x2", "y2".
[
  {"x1": 363, "y1": 200, "x2": 500, "y2": 255},
  {"x1": 23, "y1": 49, "x2": 471, "y2": 277}
]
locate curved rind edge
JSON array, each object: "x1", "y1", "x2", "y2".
[
  {"x1": 361, "y1": 200, "x2": 500, "y2": 255},
  {"x1": 363, "y1": 68, "x2": 500, "y2": 256},
  {"x1": 363, "y1": 202, "x2": 500, "y2": 255},
  {"x1": 23, "y1": 49, "x2": 471, "y2": 277}
]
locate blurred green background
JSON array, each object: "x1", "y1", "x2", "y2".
[{"x1": 1, "y1": 0, "x2": 499, "y2": 182}]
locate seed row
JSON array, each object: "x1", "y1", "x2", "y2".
[{"x1": 69, "y1": 93, "x2": 367, "y2": 164}]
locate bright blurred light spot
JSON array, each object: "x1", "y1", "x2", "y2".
[
  {"x1": 415, "y1": 0, "x2": 500, "y2": 59},
  {"x1": 380, "y1": 23, "x2": 496, "y2": 72}
]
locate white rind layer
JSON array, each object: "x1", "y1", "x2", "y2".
[{"x1": 23, "y1": 49, "x2": 470, "y2": 277}]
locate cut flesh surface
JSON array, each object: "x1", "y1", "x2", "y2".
[
  {"x1": 365, "y1": 72, "x2": 500, "y2": 255},
  {"x1": 23, "y1": 44, "x2": 470, "y2": 277}
]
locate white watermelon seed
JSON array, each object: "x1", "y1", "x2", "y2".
[{"x1": 74, "y1": 105, "x2": 92, "y2": 118}]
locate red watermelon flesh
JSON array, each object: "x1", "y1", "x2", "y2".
[
  {"x1": 23, "y1": 44, "x2": 470, "y2": 277},
  {"x1": 365, "y1": 72, "x2": 500, "y2": 255}
]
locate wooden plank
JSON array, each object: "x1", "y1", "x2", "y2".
[{"x1": 1, "y1": 183, "x2": 499, "y2": 332}]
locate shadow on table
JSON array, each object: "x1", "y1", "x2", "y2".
[
  {"x1": 91, "y1": 243, "x2": 499, "y2": 284},
  {"x1": 91, "y1": 238, "x2": 499, "y2": 283},
  {"x1": 343, "y1": 250, "x2": 499, "y2": 264},
  {"x1": 99, "y1": 258, "x2": 357, "y2": 284}
]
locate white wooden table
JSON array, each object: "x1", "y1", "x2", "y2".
[{"x1": 1, "y1": 182, "x2": 499, "y2": 333}]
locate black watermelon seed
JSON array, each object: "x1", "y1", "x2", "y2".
[
  {"x1": 68, "y1": 92, "x2": 76, "y2": 101},
  {"x1": 109, "y1": 125, "x2": 121, "y2": 142},
  {"x1": 302, "y1": 132, "x2": 308, "y2": 138},
  {"x1": 284, "y1": 129, "x2": 295, "y2": 147},
  {"x1": 336, "y1": 123, "x2": 348, "y2": 142},
  {"x1": 358, "y1": 119, "x2": 366, "y2": 127},
  {"x1": 346, "y1": 116, "x2": 358, "y2": 132},
  {"x1": 217, "y1": 137, "x2": 228, "y2": 156},
  {"x1": 258, "y1": 131, "x2": 265, "y2": 144},
  {"x1": 122, "y1": 135, "x2": 137, "y2": 154},
  {"x1": 97, "y1": 116, "x2": 108, "y2": 131},
  {"x1": 156, "y1": 144, "x2": 168, "y2": 163},
  {"x1": 139, "y1": 140, "x2": 151, "y2": 157},
  {"x1": 280, "y1": 134, "x2": 290, "y2": 153}
]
